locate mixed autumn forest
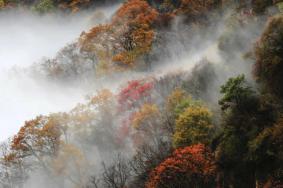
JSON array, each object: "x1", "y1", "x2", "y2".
[{"x1": 1, "y1": 0, "x2": 283, "y2": 187}]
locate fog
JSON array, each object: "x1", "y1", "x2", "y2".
[
  {"x1": 0, "y1": 3, "x2": 270, "y2": 187},
  {"x1": 0, "y1": 5, "x2": 263, "y2": 144},
  {"x1": 0, "y1": 7, "x2": 118, "y2": 141}
]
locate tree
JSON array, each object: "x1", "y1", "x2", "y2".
[
  {"x1": 145, "y1": 144, "x2": 216, "y2": 188},
  {"x1": 118, "y1": 79, "x2": 154, "y2": 112},
  {"x1": 216, "y1": 75, "x2": 276, "y2": 187},
  {"x1": 86, "y1": 89, "x2": 122, "y2": 157},
  {"x1": 217, "y1": 75, "x2": 258, "y2": 187},
  {"x1": 162, "y1": 88, "x2": 191, "y2": 133},
  {"x1": 132, "y1": 104, "x2": 160, "y2": 129},
  {"x1": 79, "y1": 0, "x2": 159, "y2": 72},
  {"x1": 251, "y1": 0, "x2": 273, "y2": 14},
  {"x1": 0, "y1": 141, "x2": 28, "y2": 188},
  {"x1": 131, "y1": 103, "x2": 166, "y2": 148},
  {"x1": 0, "y1": 114, "x2": 66, "y2": 187},
  {"x1": 32, "y1": 0, "x2": 55, "y2": 13},
  {"x1": 254, "y1": 15, "x2": 283, "y2": 99},
  {"x1": 248, "y1": 117, "x2": 283, "y2": 186},
  {"x1": 176, "y1": 0, "x2": 220, "y2": 25},
  {"x1": 101, "y1": 155, "x2": 131, "y2": 188},
  {"x1": 11, "y1": 115, "x2": 63, "y2": 167},
  {"x1": 165, "y1": 88, "x2": 189, "y2": 116},
  {"x1": 219, "y1": 74, "x2": 255, "y2": 111},
  {"x1": 51, "y1": 143, "x2": 89, "y2": 187},
  {"x1": 183, "y1": 59, "x2": 218, "y2": 102},
  {"x1": 129, "y1": 139, "x2": 172, "y2": 188},
  {"x1": 111, "y1": 0, "x2": 159, "y2": 66},
  {"x1": 0, "y1": 0, "x2": 5, "y2": 8},
  {"x1": 173, "y1": 105, "x2": 214, "y2": 148}
]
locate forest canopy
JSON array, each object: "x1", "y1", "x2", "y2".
[{"x1": 1, "y1": 0, "x2": 283, "y2": 188}]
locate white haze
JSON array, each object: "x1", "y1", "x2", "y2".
[
  {"x1": 0, "y1": 6, "x2": 119, "y2": 141},
  {"x1": 0, "y1": 4, "x2": 271, "y2": 187}
]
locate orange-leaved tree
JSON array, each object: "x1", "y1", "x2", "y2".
[
  {"x1": 10, "y1": 114, "x2": 64, "y2": 171},
  {"x1": 145, "y1": 144, "x2": 216, "y2": 188},
  {"x1": 130, "y1": 103, "x2": 163, "y2": 147},
  {"x1": 112, "y1": 0, "x2": 158, "y2": 66},
  {"x1": 80, "y1": 0, "x2": 159, "y2": 73}
]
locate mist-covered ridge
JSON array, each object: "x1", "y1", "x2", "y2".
[{"x1": 1, "y1": 0, "x2": 283, "y2": 188}]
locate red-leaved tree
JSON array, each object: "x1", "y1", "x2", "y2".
[
  {"x1": 145, "y1": 144, "x2": 216, "y2": 188},
  {"x1": 118, "y1": 79, "x2": 154, "y2": 111}
]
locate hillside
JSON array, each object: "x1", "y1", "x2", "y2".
[{"x1": 1, "y1": 0, "x2": 283, "y2": 188}]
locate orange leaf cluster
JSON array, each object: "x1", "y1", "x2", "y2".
[
  {"x1": 113, "y1": 0, "x2": 158, "y2": 26},
  {"x1": 131, "y1": 104, "x2": 160, "y2": 129},
  {"x1": 89, "y1": 89, "x2": 114, "y2": 106},
  {"x1": 80, "y1": 0, "x2": 159, "y2": 70},
  {"x1": 112, "y1": 0, "x2": 158, "y2": 65},
  {"x1": 146, "y1": 144, "x2": 216, "y2": 188},
  {"x1": 11, "y1": 115, "x2": 62, "y2": 158},
  {"x1": 79, "y1": 24, "x2": 112, "y2": 52}
]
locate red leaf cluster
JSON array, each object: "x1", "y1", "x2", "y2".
[
  {"x1": 146, "y1": 144, "x2": 216, "y2": 188},
  {"x1": 118, "y1": 80, "x2": 154, "y2": 111}
]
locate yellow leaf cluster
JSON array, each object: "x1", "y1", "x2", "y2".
[
  {"x1": 173, "y1": 105, "x2": 213, "y2": 148},
  {"x1": 132, "y1": 104, "x2": 160, "y2": 129}
]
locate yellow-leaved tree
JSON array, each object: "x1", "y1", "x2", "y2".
[
  {"x1": 173, "y1": 105, "x2": 215, "y2": 148},
  {"x1": 0, "y1": 0, "x2": 5, "y2": 8}
]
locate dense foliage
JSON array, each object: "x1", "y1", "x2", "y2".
[
  {"x1": 2, "y1": 0, "x2": 283, "y2": 188},
  {"x1": 1, "y1": 0, "x2": 120, "y2": 12},
  {"x1": 254, "y1": 14, "x2": 283, "y2": 99},
  {"x1": 145, "y1": 144, "x2": 216, "y2": 188}
]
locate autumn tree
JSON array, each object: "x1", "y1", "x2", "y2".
[
  {"x1": 0, "y1": 0, "x2": 5, "y2": 8},
  {"x1": 130, "y1": 103, "x2": 168, "y2": 149},
  {"x1": 145, "y1": 144, "x2": 216, "y2": 188},
  {"x1": 0, "y1": 114, "x2": 67, "y2": 187},
  {"x1": 80, "y1": 0, "x2": 159, "y2": 73},
  {"x1": 132, "y1": 104, "x2": 160, "y2": 130},
  {"x1": 0, "y1": 141, "x2": 28, "y2": 188},
  {"x1": 51, "y1": 143, "x2": 89, "y2": 187},
  {"x1": 111, "y1": 0, "x2": 159, "y2": 66},
  {"x1": 84, "y1": 89, "x2": 121, "y2": 157},
  {"x1": 165, "y1": 88, "x2": 189, "y2": 115},
  {"x1": 164, "y1": 87, "x2": 214, "y2": 148},
  {"x1": 11, "y1": 114, "x2": 63, "y2": 168},
  {"x1": 162, "y1": 88, "x2": 190, "y2": 133},
  {"x1": 118, "y1": 79, "x2": 154, "y2": 112},
  {"x1": 173, "y1": 105, "x2": 215, "y2": 148}
]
